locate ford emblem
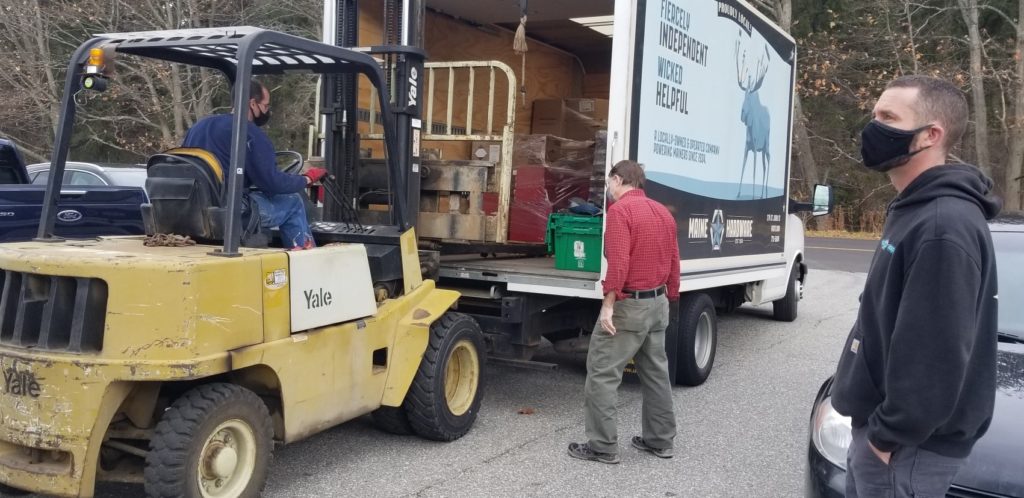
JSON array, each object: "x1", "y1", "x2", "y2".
[{"x1": 57, "y1": 209, "x2": 83, "y2": 223}]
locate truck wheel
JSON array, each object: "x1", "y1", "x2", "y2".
[
  {"x1": 405, "y1": 312, "x2": 485, "y2": 441},
  {"x1": 371, "y1": 406, "x2": 413, "y2": 435},
  {"x1": 145, "y1": 383, "x2": 274, "y2": 498},
  {"x1": 676, "y1": 293, "x2": 718, "y2": 386},
  {"x1": 772, "y1": 265, "x2": 800, "y2": 322}
]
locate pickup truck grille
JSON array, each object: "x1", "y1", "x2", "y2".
[{"x1": 0, "y1": 271, "x2": 107, "y2": 353}]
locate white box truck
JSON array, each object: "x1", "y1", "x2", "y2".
[{"x1": 321, "y1": 0, "x2": 833, "y2": 385}]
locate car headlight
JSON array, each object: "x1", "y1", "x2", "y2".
[{"x1": 811, "y1": 396, "x2": 852, "y2": 470}]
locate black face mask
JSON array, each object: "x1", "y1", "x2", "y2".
[
  {"x1": 253, "y1": 106, "x2": 272, "y2": 127},
  {"x1": 860, "y1": 120, "x2": 932, "y2": 172}
]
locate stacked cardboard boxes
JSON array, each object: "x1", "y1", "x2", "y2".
[
  {"x1": 531, "y1": 98, "x2": 609, "y2": 142},
  {"x1": 507, "y1": 134, "x2": 594, "y2": 244}
]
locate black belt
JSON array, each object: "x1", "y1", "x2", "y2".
[{"x1": 624, "y1": 286, "x2": 666, "y2": 299}]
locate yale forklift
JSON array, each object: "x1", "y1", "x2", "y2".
[{"x1": 0, "y1": 6, "x2": 483, "y2": 498}]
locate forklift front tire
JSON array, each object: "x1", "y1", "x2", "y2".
[
  {"x1": 145, "y1": 383, "x2": 274, "y2": 498},
  {"x1": 371, "y1": 405, "x2": 414, "y2": 435},
  {"x1": 405, "y1": 313, "x2": 485, "y2": 441},
  {"x1": 0, "y1": 483, "x2": 30, "y2": 496}
]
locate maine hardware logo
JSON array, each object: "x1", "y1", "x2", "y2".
[
  {"x1": 688, "y1": 209, "x2": 753, "y2": 252},
  {"x1": 710, "y1": 209, "x2": 725, "y2": 251},
  {"x1": 57, "y1": 209, "x2": 83, "y2": 223},
  {"x1": 686, "y1": 209, "x2": 727, "y2": 251}
]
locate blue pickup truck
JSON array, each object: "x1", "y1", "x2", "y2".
[{"x1": 0, "y1": 138, "x2": 146, "y2": 241}]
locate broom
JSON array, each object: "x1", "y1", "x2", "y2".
[{"x1": 513, "y1": 0, "x2": 528, "y2": 107}]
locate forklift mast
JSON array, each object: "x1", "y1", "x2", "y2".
[
  {"x1": 321, "y1": 0, "x2": 426, "y2": 228},
  {"x1": 320, "y1": 0, "x2": 361, "y2": 222}
]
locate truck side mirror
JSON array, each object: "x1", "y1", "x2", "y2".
[{"x1": 812, "y1": 184, "x2": 833, "y2": 217}]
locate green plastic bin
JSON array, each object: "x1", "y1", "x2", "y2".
[{"x1": 546, "y1": 214, "x2": 603, "y2": 272}]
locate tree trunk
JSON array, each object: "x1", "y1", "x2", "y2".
[
  {"x1": 1006, "y1": 0, "x2": 1024, "y2": 210},
  {"x1": 171, "y1": 63, "x2": 186, "y2": 139},
  {"x1": 167, "y1": 1, "x2": 187, "y2": 140},
  {"x1": 31, "y1": 0, "x2": 59, "y2": 145},
  {"x1": 777, "y1": 0, "x2": 791, "y2": 29},
  {"x1": 198, "y1": 67, "x2": 214, "y2": 117},
  {"x1": 793, "y1": 95, "x2": 820, "y2": 190},
  {"x1": 772, "y1": 0, "x2": 819, "y2": 194},
  {"x1": 140, "y1": 71, "x2": 174, "y2": 145},
  {"x1": 958, "y1": 0, "x2": 992, "y2": 177},
  {"x1": 903, "y1": 0, "x2": 919, "y2": 73}
]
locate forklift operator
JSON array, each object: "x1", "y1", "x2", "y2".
[{"x1": 182, "y1": 79, "x2": 327, "y2": 250}]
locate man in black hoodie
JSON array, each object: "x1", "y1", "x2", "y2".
[{"x1": 832, "y1": 75, "x2": 1002, "y2": 498}]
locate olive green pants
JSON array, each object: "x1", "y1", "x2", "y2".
[{"x1": 584, "y1": 295, "x2": 677, "y2": 454}]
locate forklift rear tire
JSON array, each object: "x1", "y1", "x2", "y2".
[
  {"x1": 404, "y1": 312, "x2": 485, "y2": 441},
  {"x1": 371, "y1": 406, "x2": 414, "y2": 435},
  {"x1": 676, "y1": 293, "x2": 718, "y2": 386},
  {"x1": 145, "y1": 383, "x2": 274, "y2": 498}
]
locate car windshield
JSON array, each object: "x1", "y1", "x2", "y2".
[
  {"x1": 103, "y1": 169, "x2": 148, "y2": 189},
  {"x1": 994, "y1": 231, "x2": 1024, "y2": 341}
]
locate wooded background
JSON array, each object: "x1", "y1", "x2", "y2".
[{"x1": 2, "y1": 0, "x2": 1022, "y2": 231}]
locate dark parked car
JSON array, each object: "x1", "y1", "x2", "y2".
[
  {"x1": 0, "y1": 141, "x2": 147, "y2": 241},
  {"x1": 27, "y1": 161, "x2": 148, "y2": 193},
  {"x1": 807, "y1": 212, "x2": 1024, "y2": 498},
  {"x1": 0, "y1": 139, "x2": 30, "y2": 185}
]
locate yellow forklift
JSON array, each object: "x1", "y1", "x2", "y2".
[{"x1": 0, "y1": 17, "x2": 483, "y2": 498}]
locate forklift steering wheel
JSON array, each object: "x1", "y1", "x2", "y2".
[{"x1": 276, "y1": 151, "x2": 304, "y2": 175}]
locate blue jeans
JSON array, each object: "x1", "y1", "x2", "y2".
[{"x1": 249, "y1": 191, "x2": 315, "y2": 249}]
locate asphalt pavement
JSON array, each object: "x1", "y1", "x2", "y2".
[
  {"x1": 804, "y1": 236, "x2": 879, "y2": 273},
  {"x1": 67, "y1": 239, "x2": 871, "y2": 498},
  {"x1": 259, "y1": 270, "x2": 867, "y2": 498}
]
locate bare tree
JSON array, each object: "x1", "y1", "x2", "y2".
[
  {"x1": 957, "y1": 0, "x2": 993, "y2": 176},
  {"x1": 1006, "y1": 0, "x2": 1024, "y2": 210},
  {"x1": 752, "y1": 0, "x2": 820, "y2": 194},
  {"x1": 0, "y1": 0, "x2": 68, "y2": 159},
  {"x1": 0, "y1": 0, "x2": 321, "y2": 162}
]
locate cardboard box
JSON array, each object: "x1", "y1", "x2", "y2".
[
  {"x1": 531, "y1": 98, "x2": 609, "y2": 141},
  {"x1": 512, "y1": 134, "x2": 595, "y2": 172}
]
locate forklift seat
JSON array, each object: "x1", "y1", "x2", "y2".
[{"x1": 141, "y1": 148, "x2": 266, "y2": 245}]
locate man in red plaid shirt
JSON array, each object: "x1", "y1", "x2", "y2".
[{"x1": 568, "y1": 160, "x2": 680, "y2": 464}]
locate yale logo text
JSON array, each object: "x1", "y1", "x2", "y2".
[
  {"x1": 3, "y1": 366, "x2": 42, "y2": 398},
  {"x1": 304, "y1": 288, "x2": 334, "y2": 309}
]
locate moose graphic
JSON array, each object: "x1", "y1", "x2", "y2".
[{"x1": 735, "y1": 38, "x2": 772, "y2": 199}]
